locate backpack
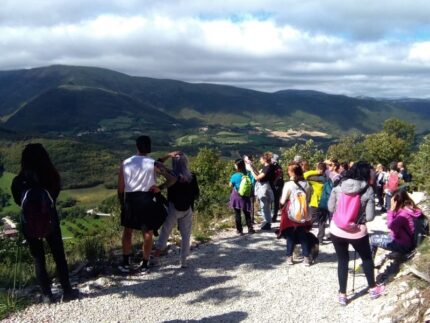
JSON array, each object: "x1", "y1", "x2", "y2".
[
  {"x1": 273, "y1": 164, "x2": 284, "y2": 191},
  {"x1": 385, "y1": 172, "x2": 399, "y2": 194},
  {"x1": 318, "y1": 179, "x2": 333, "y2": 210},
  {"x1": 170, "y1": 174, "x2": 199, "y2": 211},
  {"x1": 332, "y1": 185, "x2": 368, "y2": 232},
  {"x1": 412, "y1": 214, "x2": 429, "y2": 247},
  {"x1": 238, "y1": 174, "x2": 252, "y2": 197},
  {"x1": 287, "y1": 182, "x2": 310, "y2": 223},
  {"x1": 20, "y1": 187, "x2": 55, "y2": 238}
]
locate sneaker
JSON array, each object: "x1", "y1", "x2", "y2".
[
  {"x1": 303, "y1": 256, "x2": 311, "y2": 266},
  {"x1": 260, "y1": 223, "x2": 272, "y2": 231},
  {"x1": 180, "y1": 259, "x2": 187, "y2": 268},
  {"x1": 62, "y1": 289, "x2": 80, "y2": 302},
  {"x1": 369, "y1": 284, "x2": 385, "y2": 299},
  {"x1": 338, "y1": 294, "x2": 347, "y2": 306},
  {"x1": 237, "y1": 230, "x2": 244, "y2": 236},
  {"x1": 118, "y1": 264, "x2": 131, "y2": 274},
  {"x1": 148, "y1": 256, "x2": 161, "y2": 267},
  {"x1": 138, "y1": 263, "x2": 150, "y2": 274},
  {"x1": 286, "y1": 256, "x2": 294, "y2": 265},
  {"x1": 248, "y1": 228, "x2": 255, "y2": 234}
]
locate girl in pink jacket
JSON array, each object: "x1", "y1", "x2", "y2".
[{"x1": 370, "y1": 190, "x2": 422, "y2": 256}]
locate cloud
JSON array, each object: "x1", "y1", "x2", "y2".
[{"x1": 1, "y1": 1, "x2": 430, "y2": 98}]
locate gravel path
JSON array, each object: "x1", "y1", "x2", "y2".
[{"x1": 4, "y1": 213, "x2": 391, "y2": 323}]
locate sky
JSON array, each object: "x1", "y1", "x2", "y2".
[{"x1": 1, "y1": 0, "x2": 430, "y2": 98}]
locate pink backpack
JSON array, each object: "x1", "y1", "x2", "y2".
[
  {"x1": 332, "y1": 186, "x2": 367, "y2": 231},
  {"x1": 385, "y1": 172, "x2": 399, "y2": 194}
]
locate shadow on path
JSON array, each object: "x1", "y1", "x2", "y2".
[{"x1": 162, "y1": 310, "x2": 248, "y2": 323}]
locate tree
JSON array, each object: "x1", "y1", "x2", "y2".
[
  {"x1": 327, "y1": 134, "x2": 364, "y2": 162},
  {"x1": 410, "y1": 135, "x2": 430, "y2": 192},
  {"x1": 383, "y1": 118, "x2": 415, "y2": 148},
  {"x1": 362, "y1": 132, "x2": 406, "y2": 165},
  {"x1": 280, "y1": 139, "x2": 325, "y2": 168},
  {"x1": 190, "y1": 148, "x2": 230, "y2": 218}
]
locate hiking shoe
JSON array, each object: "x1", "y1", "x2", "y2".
[
  {"x1": 118, "y1": 264, "x2": 131, "y2": 274},
  {"x1": 338, "y1": 294, "x2": 347, "y2": 306},
  {"x1": 286, "y1": 256, "x2": 294, "y2": 265},
  {"x1": 62, "y1": 289, "x2": 79, "y2": 302},
  {"x1": 369, "y1": 284, "x2": 385, "y2": 299},
  {"x1": 303, "y1": 256, "x2": 311, "y2": 266}
]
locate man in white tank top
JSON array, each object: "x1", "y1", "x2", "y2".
[{"x1": 117, "y1": 136, "x2": 176, "y2": 273}]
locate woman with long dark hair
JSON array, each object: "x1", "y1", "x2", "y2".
[
  {"x1": 152, "y1": 152, "x2": 199, "y2": 268},
  {"x1": 370, "y1": 190, "x2": 422, "y2": 256},
  {"x1": 328, "y1": 161, "x2": 384, "y2": 306},
  {"x1": 11, "y1": 143, "x2": 78, "y2": 303}
]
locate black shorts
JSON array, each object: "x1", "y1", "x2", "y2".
[{"x1": 121, "y1": 192, "x2": 167, "y2": 231}]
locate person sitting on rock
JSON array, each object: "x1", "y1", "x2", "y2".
[{"x1": 370, "y1": 190, "x2": 422, "y2": 258}]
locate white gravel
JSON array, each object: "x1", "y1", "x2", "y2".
[{"x1": 4, "y1": 213, "x2": 391, "y2": 323}]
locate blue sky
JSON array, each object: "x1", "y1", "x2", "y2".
[{"x1": 1, "y1": 0, "x2": 430, "y2": 98}]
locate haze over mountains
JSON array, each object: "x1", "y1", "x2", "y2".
[{"x1": 1, "y1": 65, "x2": 430, "y2": 137}]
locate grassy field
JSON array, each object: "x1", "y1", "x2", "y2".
[
  {"x1": 1, "y1": 172, "x2": 115, "y2": 215},
  {"x1": 60, "y1": 185, "x2": 115, "y2": 208},
  {"x1": 0, "y1": 172, "x2": 20, "y2": 213},
  {"x1": 60, "y1": 216, "x2": 109, "y2": 239}
]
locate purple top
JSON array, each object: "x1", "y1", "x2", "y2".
[{"x1": 387, "y1": 207, "x2": 422, "y2": 248}]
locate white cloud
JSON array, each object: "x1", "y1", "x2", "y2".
[{"x1": 1, "y1": 1, "x2": 430, "y2": 97}]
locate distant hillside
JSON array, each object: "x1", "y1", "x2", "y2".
[{"x1": 1, "y1": 65, "x2": 430, "y2": 136}]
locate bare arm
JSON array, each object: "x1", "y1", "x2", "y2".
[
  {"x1": 157, "y1": 151, "x2": 181, "y2": 163},
  {"x1": 155, "y1": 161, "x2": 177, "y2": 190}
]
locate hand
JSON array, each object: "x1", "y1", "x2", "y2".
[
  {"x1": 390, "y1": 196, "x2": 396, "y2": 211},
  {"x1": 169, "y1": 151, "x2": 181, "y2": 158},
  {"x1": 150, "y1": 185, "x2": 161, "y2": 193}
]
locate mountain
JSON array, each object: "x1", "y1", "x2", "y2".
[{"x1": 1, "y1": 65, "x2": 430, "y2": 137}]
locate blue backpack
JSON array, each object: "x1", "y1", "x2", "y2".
[{"x1": 318, "y1": 179, "x2": 333, "y2": 210}]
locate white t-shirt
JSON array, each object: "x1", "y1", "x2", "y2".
[{"x1": 123, "y1": 155, "x2": 156, "y2": 192}]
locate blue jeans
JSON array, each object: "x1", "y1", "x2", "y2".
[
  {"x1": 256, "y1": 183, "x2": 274, "y2": 227},
  {"x1": 370, "y1": 234, "x2": 410, "y2": 256},
  {"x1": 385, "y1": 192, "x2": 392, "y2": 210}
]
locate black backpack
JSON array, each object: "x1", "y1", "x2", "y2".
[
  {"x1": 21, "y1": 187, "x2": 55, "y2": 238},
  {"x1": 413, "y1": 214, "x2": 429, "y2": 247}
]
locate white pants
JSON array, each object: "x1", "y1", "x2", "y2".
[{"x1": 156, "y1": 202, "x2": 193, "y2": 261}]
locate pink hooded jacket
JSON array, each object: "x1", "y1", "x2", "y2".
[{"x1": 387, "y1": 207, "x2": 422, "y2": 248}]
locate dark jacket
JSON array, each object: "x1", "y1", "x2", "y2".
[
  {"x1": 168, "y1": 174, "x2": 199, "y2": 211},
  {"x1": 11, "y1": 171, "x2": 60, "y2": 206}
]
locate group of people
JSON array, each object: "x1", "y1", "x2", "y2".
[
  {"x1": 228, "y1": 152, "x2": 423, "y2": 305},
  {"x1": 10, "y1": 137, "x2": 424, "y2": 307},
  {"x1": 11, "y1": 136, "x2": 200, "y2": 303}
]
